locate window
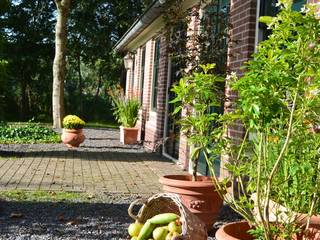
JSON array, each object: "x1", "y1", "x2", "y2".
[
  {"x1": 201, "y1": 0, "x2": 230, "y2": 74},
  {"x1": 151, "y1": 38, "x2": 161, "y2": 110},
  {"x1": 258, "y1": 0, "x2": 306, "y2": 42},
  {"x1": 140, "y1": 46, "x2": 146, "y2": 103}
]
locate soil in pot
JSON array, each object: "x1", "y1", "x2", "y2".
[{"x1": 159, "y1": 174, "x2": 223, "y2": 231}]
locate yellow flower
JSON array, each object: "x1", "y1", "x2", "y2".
[{"x1": 62, "y1": 115, "x2": 85, "y2": 129}]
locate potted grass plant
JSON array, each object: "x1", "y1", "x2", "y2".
[
  {"x1": 109, "y1": 86, "x2": 140, "y2": 145},
  {"x1": 61, "y1": 115, "x2": 85, "y2": 148},
  {"x1": 159, "y1": 64, "x2": 226, "y2": 230},
  {"x1": 207, "y1": 1, "x2": 320, "y2": 239}
]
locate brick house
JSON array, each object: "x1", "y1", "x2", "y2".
[{"x1": 114, "y1": 0, "x2": 319, "y2": 176}]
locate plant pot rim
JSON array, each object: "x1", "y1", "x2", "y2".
[
  {"x1": 63, "y1": 128, "x2": 83, "y2": 133},
  {"x1": 159, "y1": 174, "x2": 218, "y2": 188},
  {"x1": 215, "y1": 221, "x2": 253, "y2": 240},
  {"x1": 216, "y1": 221, "x2": 320, "y2": 240},
  {"x1": 121, "y1": 126, "x2": 139, "y2": 130}
]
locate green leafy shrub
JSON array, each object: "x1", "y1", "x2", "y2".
[
  {"x1": 108, "y1": 86, "x2": 140, "y2": 128},
  {"x1": 0, "y1": 121, "x2": 60, "y2": 144},
  {"x1": 62, "y1": 115, "x2": 86, "y2": 129},
  {"x1": 171, "y1": 64, "x2": 224, "y2": 181},
  {"x1": 206, "y1": 1, "x2": 320, "y2": 239}
]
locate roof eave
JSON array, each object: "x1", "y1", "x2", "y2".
[{"x1": 114, "y1": 0, "x2": 167, "y2": 52}]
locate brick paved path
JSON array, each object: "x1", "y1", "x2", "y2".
[{"x1": 0, "y1": 128, "x2": 184, "y2": 194}]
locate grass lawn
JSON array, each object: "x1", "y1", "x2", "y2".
[
  {"x1": 85, "y1": 121, "x2": 119, "y2": 129},
  {"x1": 7, "y1": 121, "x2": 119, "y2": 129},
  {"x1": 0, "y1": 120, "x2": 119, "y2": 144},
  {"x1": 0, "y1": 190, "x2": 91, "y2": 202}
]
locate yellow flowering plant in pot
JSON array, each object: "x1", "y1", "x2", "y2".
[{"x1": 61, "y1": 115, "x2": 85, "y2": 148}]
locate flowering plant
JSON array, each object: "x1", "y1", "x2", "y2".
[{"x1": 62, "y1": 115, "x2": 85, "y2": 129}]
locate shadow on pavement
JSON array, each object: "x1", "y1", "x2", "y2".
[
  {"x1": 0, "y1": 151, "x2": 170, "y2": 163},
  {"x1": 0, "y1": 200, "x2": 138, "y2": 239}
]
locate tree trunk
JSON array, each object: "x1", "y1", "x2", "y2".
[
  {"x1": 52, "y1": 0, "x2": 71, "y2": 129},
  {"x1": 77, "y1": 53, "x2": 83, "y2": 115}
]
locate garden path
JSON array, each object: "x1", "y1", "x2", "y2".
[{"x1": 0, "y1": 128, "x2": 184, "y2": 194}]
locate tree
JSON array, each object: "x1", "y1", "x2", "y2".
[
  {"x1": 53, "y1": 0, "x2": 71, "y2": 129},
  {"x1": 0, "y1": 0, "x2": 145, "y2": 123}
]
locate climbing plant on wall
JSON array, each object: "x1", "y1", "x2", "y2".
[{"x1": 162, "y1": 0, "x2": 232, "y2": 76}]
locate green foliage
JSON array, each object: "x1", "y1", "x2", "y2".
[
  {"x1": 163, "y1": 0, "x2": 230, "y2": 76},
  {"x1": 209, "y1": 1, "x2": 320, "y2": 239},
  {"x1": 0, "y1": 190, "x2": 85, "y2": 202},
  {"x1": 85, "y1": 121, "x2": 119, "y2": 129},
  {"x1": 171, "y1": 64, "x2": 224, "y2": 180},
  {"x1": 62, "y1": 115, "x2": 86, "y2": 129},
  {"x1": 109, "y1": 87, "x2": 140, "y2": 128},
  {"x1": 0, "y1": 121, "x2": 60, "y2": 144},
  {"x1": 0, "y1": 0, "x2": 145, "y2": 122},
  {"x1": 0, "y1": 60, "x2": 8, "y2": 117}
]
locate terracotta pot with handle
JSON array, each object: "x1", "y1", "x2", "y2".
[
  {"x1": 61, "y1": 128, "x2": 85, "y2": 148},
  {"x1": 159, "y1": 174, "x2": 223, "y2": 231}
]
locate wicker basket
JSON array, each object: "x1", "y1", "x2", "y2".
[{"x1": 128, "y1": 193, "x2": 208, "y2": 240}]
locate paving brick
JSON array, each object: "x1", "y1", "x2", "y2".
[{"x1": 0, "y1": 129, "x2": 185, "y2": 194}]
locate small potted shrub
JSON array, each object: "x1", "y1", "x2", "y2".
[
  {"x1": 210, "y1": 1, "x2": 320, "y2": 239},
  {"x1": 159, "y1": 64, "x2": 226, "y2": 230},
  {"x1": 109, "y1": 86, "x2": 140, "y2": 145},
  {"x1": 61, "y1": 115, "x2": 85, "y2": 148}
]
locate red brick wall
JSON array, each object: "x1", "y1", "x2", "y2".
[
  {"x1": 144, "y1": 35, "x2": 169, "y2": 151},
  {"x1": 308, "y1": 0, "x2": 320, "y2": 16},
  {"x1": 219, "y1": 0, "x2": 258, "y2": 176},
  {"x1": 141, "y1": 40, "x2": 155, "y2": 146},
  {"x1": 155, "y1": 35, "x2": 169, "y2": 145},
  {"x1": 225, "y1": 0, "x2": 257, "y2": 139}
]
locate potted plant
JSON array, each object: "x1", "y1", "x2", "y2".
[
  {"x1": 61, "y1": 115, "x2": 85, "y2": 148},
  {"x1": 109, "y1": 86, "x2": 140, "y2": 145},
  {"x1": 208, "y1": 1, "x2": 320, "y2": 239},
  {"x1": 159, "y1": 64, "x2": 226, "y2": 230}
]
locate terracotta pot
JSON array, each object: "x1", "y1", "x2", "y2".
[
  {"x1": 61, "y1": 128, "x2": 85, "y2": 148},
  {"x1": 297, "y1": 214, "x2": 320, "y2": 230},
  {"x1": 251, "y1": 193, "x2": 320, "y2": 229},
  {"x1": 215, "y1": 221, "x2": 320, "y2": 240},
  {"x1": 120, "y1": 127, "x2": 138, "y2": 145},
  {"x1": 159, "y1": 174, "x2": 223, "y2": 231}
]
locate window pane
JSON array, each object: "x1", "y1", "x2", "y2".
[
  {"x1": 292, "y1": 0, "x2": 305, "y2": 11},
  {"x1": 152, "y1": 38, "x2": 161, "y2": 110},
  {"x1": 140, "y1": 47, "x2": 146, "y2": 103},
  {"x1": 258, "y1": 0, "x2": 306, "y2": 42}
]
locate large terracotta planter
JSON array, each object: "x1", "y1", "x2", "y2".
[
  {"x1": 251, "y1": 193, "x2": 320, "y2": 229},
  {"x1": 297, "y1": 215, "x2": 320, "y2": 229},
  {"x1": 120, "y1": 126, "x2": 138, "y2": 145},
  {"x1": 159, "y1": 174, "x2": 223, "y2": 231},
  {"x1": 215, "y1": 221, "x2": 320, "y2": 240},
  {"x1": 61, "y1": 128, "x2": 85, "y2": 148}
]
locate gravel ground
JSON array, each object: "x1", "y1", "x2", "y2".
[
  {"x1": 0, "y1": 128, "x2": 145, "y2": 154},
  {"x1": 0, "y1": 193, "x2": 143, "y2": 240},
  {"x1": 0, "y1": 193, "x2": 241, "y2": 240},
  {"x1": 0, "y1": 128, "x2": 241, "y2": 239}
]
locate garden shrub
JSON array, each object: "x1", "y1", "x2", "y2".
[{"x1": 0, "y1": 121, "x2": 60, "y2": 144}]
